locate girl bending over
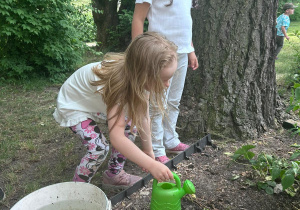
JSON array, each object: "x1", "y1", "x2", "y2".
[{"x1": 53, "y1": 32, "x2": 176, "y2": 188}]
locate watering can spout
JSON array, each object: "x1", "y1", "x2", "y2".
[
  {"x1": 177, "y1": 179, "x2": 196, "y2": 199},
  {"x1": 182, "y1": 180, "x2": 196, "y2": 195},
  {"x1": 178, "y1": 188, "x2": 186, "y2": 199}
]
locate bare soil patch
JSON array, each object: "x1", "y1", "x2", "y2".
[{"x1": 108, "y1": 130, "x2": 300, "y2": 210}]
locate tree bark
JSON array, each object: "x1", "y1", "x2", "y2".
[
  {"x1": 178, "y1": 0, "x2": 279, "y2": 140},
  {"x1": 92, "y1": 0, "x2": 118, "y2": 49},
  {"x1": 118, "y1": 0, "x2": 135, "y2": 13}
]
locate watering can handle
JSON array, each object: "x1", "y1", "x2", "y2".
[
  {"x1": 172, "y1": 172, "x2": 181, "y2": 189},
  {"x1": 153, "y1": 172, "x2": 181, "y2": 189}
]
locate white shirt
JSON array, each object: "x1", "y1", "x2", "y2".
[
  {"x1": 53, "y1": 62, "x2": 107, "y2": 127},
  {"x1": 136, "y1": 0, "x2": 194, "y2": 53}
]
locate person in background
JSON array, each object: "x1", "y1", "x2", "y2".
[
  {"x1": 275, "y1": 3, "x2": 297, "y2": 59},
  {"x1": 132, "y1": 0, "x2": 199, "y2": 164},
  {"x1": 53, "y1": 32, "x2": 176, "y2": 188}
]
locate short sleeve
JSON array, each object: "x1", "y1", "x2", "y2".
[
  {"x1": 135, "y1": 0, "x2": 152, "y2": 5},
  {"x1": 282, "y1": 16, "x2": 289, "y2": 26}
]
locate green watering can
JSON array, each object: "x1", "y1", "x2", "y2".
[{"x1": 150, "y1": 172, "x2": 195, "y2": 210}]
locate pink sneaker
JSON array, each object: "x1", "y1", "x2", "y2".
[
  {"x1": 155, "y1": 155, "x2": 170, "y2": 164},
  {"x1": 102, "y1": 170, "x2": 142, "y2": 189},
  {"x1": 166, "y1": 142, "x2": 189, "y2": 154}
]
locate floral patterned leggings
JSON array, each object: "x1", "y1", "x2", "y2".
[{"x1": 70, "y1": 118, "x2": 137, "y2": 183}]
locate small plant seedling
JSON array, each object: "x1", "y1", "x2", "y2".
[
  {"x1": 230, "y1": 145, "x2": 256, "y2": 161},
  {"x1": 228, "y1": 145, "x2": 300, "y2": 196}
]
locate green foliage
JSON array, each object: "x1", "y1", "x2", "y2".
[
  {"x1": 293, "y1": 30, "x2": 300, "y2": 67},
  {"x1": 257, "y1": 181, "x2": 276, "y2": 194},
  {"x1": 119, "y1": 0, "x2": 135, "y2": 12},
  {"x1": 281, "y1": 29, "x2": 300, "y2": 85},
  {"x1": 107, "y1": 9, "x2": 148, "y2": 50},
  {"x1": 228, "y1": 145, "x2": 300, "y2": 196},
  {"x1": 72, "y1": 3, "x2": 96, "y2": 42},
  {"x1": 107, "y1": 9, "x2": 134, "y2": 51},
  {"x1": 290, "y1": 144, "x2": 300, "y2": 160},
  {"x1": 285, "y1": 33, "x2": 300, "y2": 142},
  {"x1": 231, "y1": 145, "x2": 256, "y2": 161},
  {"x1": 0, "y1": 0, "x2": 87, "y2": 82},
  {"x1": 286, "y1": 83, "x2": 300, "y2": 134},
  {"x1": 291, "y1": 6, "x2": 300, "y2": 21},
  {"x1": 287, "y1": 83, "x2": 300, "y2": 114}
]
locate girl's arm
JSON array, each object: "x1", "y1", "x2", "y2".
[
  {"x1": 107, "y1": 104, "x2": 173, "y2": 181},
  {"x1": 137, "y1": 93, "x2": 154, "y2": 159},
  {"x1": 281, "y1": 26, "x2": 290, "y2": 41},
  {"x1": 132, "y1": 2, "x2": 150, "y2": 39}
]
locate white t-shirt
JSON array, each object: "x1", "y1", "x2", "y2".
[
  {"x1": 53, "y1": 62, "x2": 107, "y2": 127},
  {"x1": 136, "y1": 0, "x2": 194, "y2": 53}
]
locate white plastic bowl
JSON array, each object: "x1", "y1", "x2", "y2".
[{"x1": 11, "y1": 182, "x2": 111, "y2": 210}]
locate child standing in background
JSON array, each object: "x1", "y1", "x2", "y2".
[
  {"x1": 53, "y1": 32, "x2": 175, "y2": 188},
  {"x1": 132, "y1": 0, "x2": 199, "y2": 164},
  {"x1": 275, "y1": 3, "x2": 297, "y2": 59}
]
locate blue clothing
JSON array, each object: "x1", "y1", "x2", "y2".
[{"x1": 276, "y1": 14, "x2": 290, "y2": 36}]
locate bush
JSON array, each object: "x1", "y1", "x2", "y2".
[
  {"x1": 107, "y1": 9, "x2": 134, "y2": 51},
  {"x1": 0, "y1": 0, "x2": 86, "y2": 82},
  {"x1": 290, "y1": 7, "x2": 300, "y2": 21},
  {"x1": 72, "y1": 3, "x2": 96, "y2": 42},
  {"x1": 289, "y1": 30, "x2": 300, "y2": 83},
  {"x1": 107, "y1": 9, "x2": 148, "y2": 51}
]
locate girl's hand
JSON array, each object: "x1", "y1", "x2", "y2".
[
  {"x1": 149, "y1": 161, "x2": 174, "y2": 182},
  {"x1": 188, "y1": 51, "x2": 199, "y2": 70}
]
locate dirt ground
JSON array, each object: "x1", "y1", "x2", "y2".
[
  {"x1": 2, "y1": 127, "x2": 300, "y2": 210},
  {"x1": 104, "y1": 129, "x2": 300, "y2": 210},
  {"x1": 3, "y1": 129, "x2": 299, "y2": 210}
]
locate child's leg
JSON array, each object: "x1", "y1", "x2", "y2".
[
  {"x1": 151, "y1": 53, "x2": 189, "y2": 160},
  {"x1": 106, "y1": 120, "x2": 137, "y2": 176},
  {"x1": 163, "y1": 53, "x2": 188, "y2": 149},
  {"x1": 70, "y1": 119, "x2": 109, "y2": 183},
  {"x1": 150, "y1": 101, "x2": 166, "y2": 158},
  {"x1": 102, "y1": 119, "x2": 141, "y2": 188},
  {"x1": 275, "y1": 36, "x2": 284, "y2": 57}
]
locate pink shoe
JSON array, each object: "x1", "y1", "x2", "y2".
[
  {"x1": 166, "y1": 143, "x2": 189, "y2": 154},
  {"x1": 155, "y1": 155, "x2": 170, "y2": 164},
  {"x1": 73, "y1": 173, "x2": 87, "y2": 183},
  {"x1": 102, "y1": 170, "x2": 142, "y2": 189}
]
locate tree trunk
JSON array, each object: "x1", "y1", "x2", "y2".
[
  {"x1": 92, "y1": 0, "x2": 118, "y2": 49},
  {"x1": 178, "y1": 0, "x2": 279, "y2": 140},
  {"x1": 118, "y1": 0, "x2": 135, "y2": 13}
]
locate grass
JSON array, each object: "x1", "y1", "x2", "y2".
[
  {"x1": 275, "y1": 21, "x2": 300, "y2": 89},
  {"x1": 0, "y1": 80, "x2": 87, "y2": 209},
  {"x1": 0, "y1": 77, "x2": 107, "y2": 209}
]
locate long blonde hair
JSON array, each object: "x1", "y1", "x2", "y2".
[{"x1": 91, "y1": 32, "x2": 177, "y2": 133}]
